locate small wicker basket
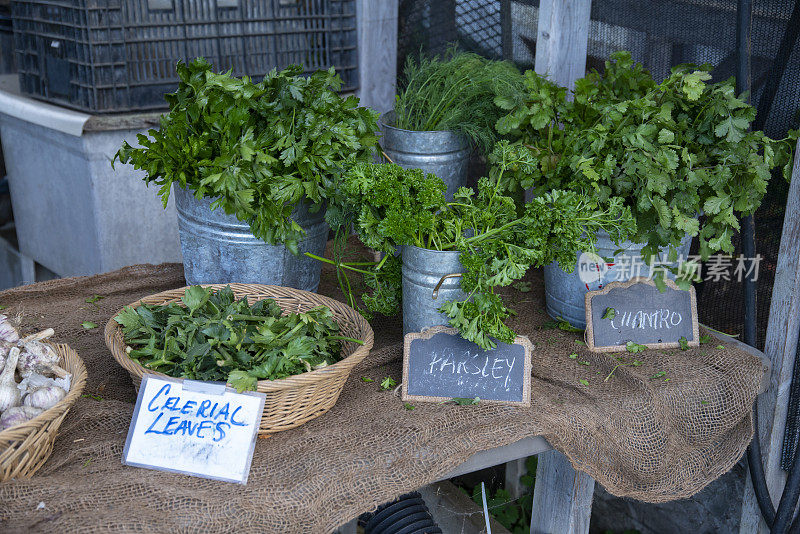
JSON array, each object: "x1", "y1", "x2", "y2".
[
  {"x1": 0, "y1": 344, "x2": 87, "y2": 482},
  {"x1": 104, "y1": 283, "x2": 374, "y2": 436}
]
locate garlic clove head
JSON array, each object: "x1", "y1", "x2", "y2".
[
  {"x1": 17, "y1": 341, "x2": 63, "y2": 378},
  {"x1": 0, "y1": 405, "x2": 42, "y2": 431},
  {"x1": 0, "y1": 314, "x2": 20, "y2": 343},
  {"x1": 0, "y1": 347, "x2": 21, "y2": 412},
  {"x1": 23, "y1": 386, "x2": 66, "y2": 411}
]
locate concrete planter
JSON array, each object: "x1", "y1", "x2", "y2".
[{"x1": 0, "y1": 74, "x2": 181, "y2": 277}]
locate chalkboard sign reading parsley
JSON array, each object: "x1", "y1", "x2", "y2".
[
  {"x1": 585, "y1": 277, "x2": 699, "y2": 352},
  {"x1": 402, "y1": 326, "x2": 533, "y2": 406}
]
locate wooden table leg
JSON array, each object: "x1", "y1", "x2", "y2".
[
  {"x1": 505, "y1": 458, "x2": 528, "y2": 499},
  {"x1": 530, "y1": 450, "x2": 595, "y2": 534}
]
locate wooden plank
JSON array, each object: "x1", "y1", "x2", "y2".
[
  {"x1": 501, "y1": 0, "x2": 513, "y2": 61},
  {"x1": 740, "y1": 139, "x2": 800, "y2": 534},
  {"x1": 534, "y1": 0, "x2": 592, "y2": 92},
  {"x1": 438, "y1": 436, "x2": 552, "y2": 481},
  {"x1": 356, "y1": 0, "x2": 398, "y2": 114},
  {"x1": 530, "y1": 450, "x2": 595, "y2": 534},
  {"x1": 531, "y1": 4, "x2": 595, "y2": 532}
]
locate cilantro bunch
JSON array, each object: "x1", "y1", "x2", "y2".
[
  {"x1": 496, "y1": 51, "x2": 797, "y2": 270},
  {"x1": 393, "y1": 47, "x2": 526, "y2": 152},
  {"x1": 115, "y1": 286, "x2": 353, "y2": 392},
  {"x1": 330, "y1": 142, "x2": 634, "y2": 349},
  {"x1": 115, "y1": 58, "x2": 379, "y2": 253}
]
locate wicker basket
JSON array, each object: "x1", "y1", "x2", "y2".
[
  {"x1": 104, "y1": 283, "x2": 374, "y2": 435},
  {"x1": 0, "y1": 344, "x2": 87, "y2": 482}
]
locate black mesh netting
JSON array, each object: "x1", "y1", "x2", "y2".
[{"x1": 397, "y1": 0, "x2": 800, "y2": 346}]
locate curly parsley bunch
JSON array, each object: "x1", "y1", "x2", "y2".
[
  {"x1": 115, "y1": 58, "x2": 379, "y2": 254},
  {"x1": 331, "y1": 142, "x2": 634, "y2": 349}
]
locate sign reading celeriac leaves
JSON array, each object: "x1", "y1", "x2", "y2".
[{"x1": 123, "y1": 375, "x2": 265, "y2": 484}]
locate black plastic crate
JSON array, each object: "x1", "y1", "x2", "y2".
[{"x1": 10, "y1": 0, "x2": 358, "y2": 113}]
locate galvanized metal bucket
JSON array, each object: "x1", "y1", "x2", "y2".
[
  {"x1": 544, "y1": 230, "x2": 694, "y2": 329},
  {"x1": 401, "y1": 245, "x2": 467, "y2": 335},
  {"x1": 173, "y1": 186, "x2": 329, "y2": 291},
  {"x1": 379, "y1": 111, "x2": 471, "y2": 201}
]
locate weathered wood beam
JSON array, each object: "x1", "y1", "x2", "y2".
[{"x1": 740, "y1": 140, "x2": 800, "y2": 533}]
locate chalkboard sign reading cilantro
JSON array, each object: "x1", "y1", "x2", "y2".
[
  {"x1": 402, "y1": 326, "x2": 532, "y2": 406},
  {"x1": 585, "y1": 277, "x2": 699, "y2": 352}
]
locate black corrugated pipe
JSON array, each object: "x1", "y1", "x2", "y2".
[
  {"x1": 750, "y1": 404, "x2": 777, "y2": 525},
  {"x1": 362, "y1": 492, "x2": 443, "y2": 534},
  {"x1": 773, "y1": 439, "x2": 800, "y2": 533}
]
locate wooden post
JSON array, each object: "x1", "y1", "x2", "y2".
[
  {"x1": 528, "y1": 4, "x2": 595, "y2": 533},
  {"x1": 740, "y1": 140, "x2": 800, "y2": 533},
  {"x1": 530, "y1": 450, "x2": 595, "y2": 534},
  {"x1": 356, "y1": 0, "x2": 399, "y2": 114},
  {"x1": 533, "y1": 0, "x2": 592, "y2": 92},
  {"x1": 505, "y1": 457, "x2": 528, "y2": 499}
]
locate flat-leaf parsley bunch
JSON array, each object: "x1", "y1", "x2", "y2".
[{"x1": 115, "y1": 58, "x2": 379, "y2": 253}]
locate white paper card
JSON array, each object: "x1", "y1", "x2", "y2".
[{"x1": 123, "y1": 375, "x2": 265, "y2": 484}]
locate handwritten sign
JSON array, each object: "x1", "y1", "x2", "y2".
[
  {"x1": 123, "y1": 375, "x2": 265, "y2": 484},
  {"x1": 402, "y1": 326, "x2": 533, "y2": 406},
  {"x1": 585, "y1": 277, "x2": 699, "y2": 352}
]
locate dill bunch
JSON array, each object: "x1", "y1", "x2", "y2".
[{"x1": 392, "y1": 48, "x2": 525, "y2": 152}]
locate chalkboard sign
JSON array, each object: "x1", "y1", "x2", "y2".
[
  {"x1": 123, "y1": 375, "x2": 265, "y2": 484},
  {"x1": 402, "y1": 326, "x2": 533, "y2": 406},
  {"x1": 585, "y1": 277, "x2": 699, "y2": 352}
]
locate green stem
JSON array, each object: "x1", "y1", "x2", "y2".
[
  {"x1": 304, "y1": 253, "x2": 376, "y2": 275},
  {"x1": 329, "y1": 335, "x2": 365, "y2": 345}
]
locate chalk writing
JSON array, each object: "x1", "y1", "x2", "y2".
[
  {"x1": 585, "y1": 277, "x2": 698, "y2": 352},
  {"x1": 609, "y1": 308, "x2": 683, "y2": 331},
  {"x1": 402, "y1": 328, "x2": 532, "y2": 406}
]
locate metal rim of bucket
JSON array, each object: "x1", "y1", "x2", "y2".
[{"x1": 379, "y1": 110, "x2": 470, "y2": 152}]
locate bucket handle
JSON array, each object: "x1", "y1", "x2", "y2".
[{"x1": 432, "y1": 273, "x2": 463, "y2": 300}]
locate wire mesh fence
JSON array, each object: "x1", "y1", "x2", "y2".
[{"x1": 397, "y1": 0, "x2": 800, "y2": 346}]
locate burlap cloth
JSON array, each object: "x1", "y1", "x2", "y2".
[{"x1": 0, "y1": 262, "x2": 762, "y2": 533}]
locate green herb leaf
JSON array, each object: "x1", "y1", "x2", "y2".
[
  {"x1": 85, "y1": 294, "x2": 105, "y2": 305},
  {"x1": 228, "y1": 370, "x2": 258, "y2": 393},
  {"x1": 513, "y1": 281, "x2": 532, "y2": 293},
  {"x1": 679, "y1": 337, "x2": 690, "y2": 351},
  {"x1": 568, "y1": 353, "x2": 578, "y2": 359},
  {"x1": 360, "y1": 376, "x2": 374, "y2": 383},
  {"x1": 81, "y1": 321, "x2": 98, "y2": 330},
  {"x1": 380, "y1": 376, "x2": 397, "y2": 390},
  {"x1": 452, "y1": 397, "x2": 480, "y2": 405},
  {"x1": 403, "y1": 402, "x2": 416, "y2": 411},
  {"x1": 579, "y1": 379, "x2": 590, "y2": 386},
  {"x1": 626, "y1": 341, "x2": 647, "y2": 353},
  {"x1": 700, "y1": 334, "x2": 713, "y2": 344},
  {"x1": 602, "y1": 307, "x2": 616, "y2": 320}
]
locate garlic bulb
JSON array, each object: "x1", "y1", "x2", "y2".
[
  {"x1": 24, "y1": 385, "x2": 66, "y2": 411},
  {"x1": 0, "y1": 343, "x2": 7, "y2": 373},
  {"x1": 16, "y1": 341, "x2": 67, "y2": 378},
  {"x1": 0, "y1": 314, "x2": 19, "y2": 343},
  {"x1": 0, "y1": 405, "x2": 42, "y2": 431},
  {"x1": 0, "y1": 347, "x2": 21, "y2": 412}
]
